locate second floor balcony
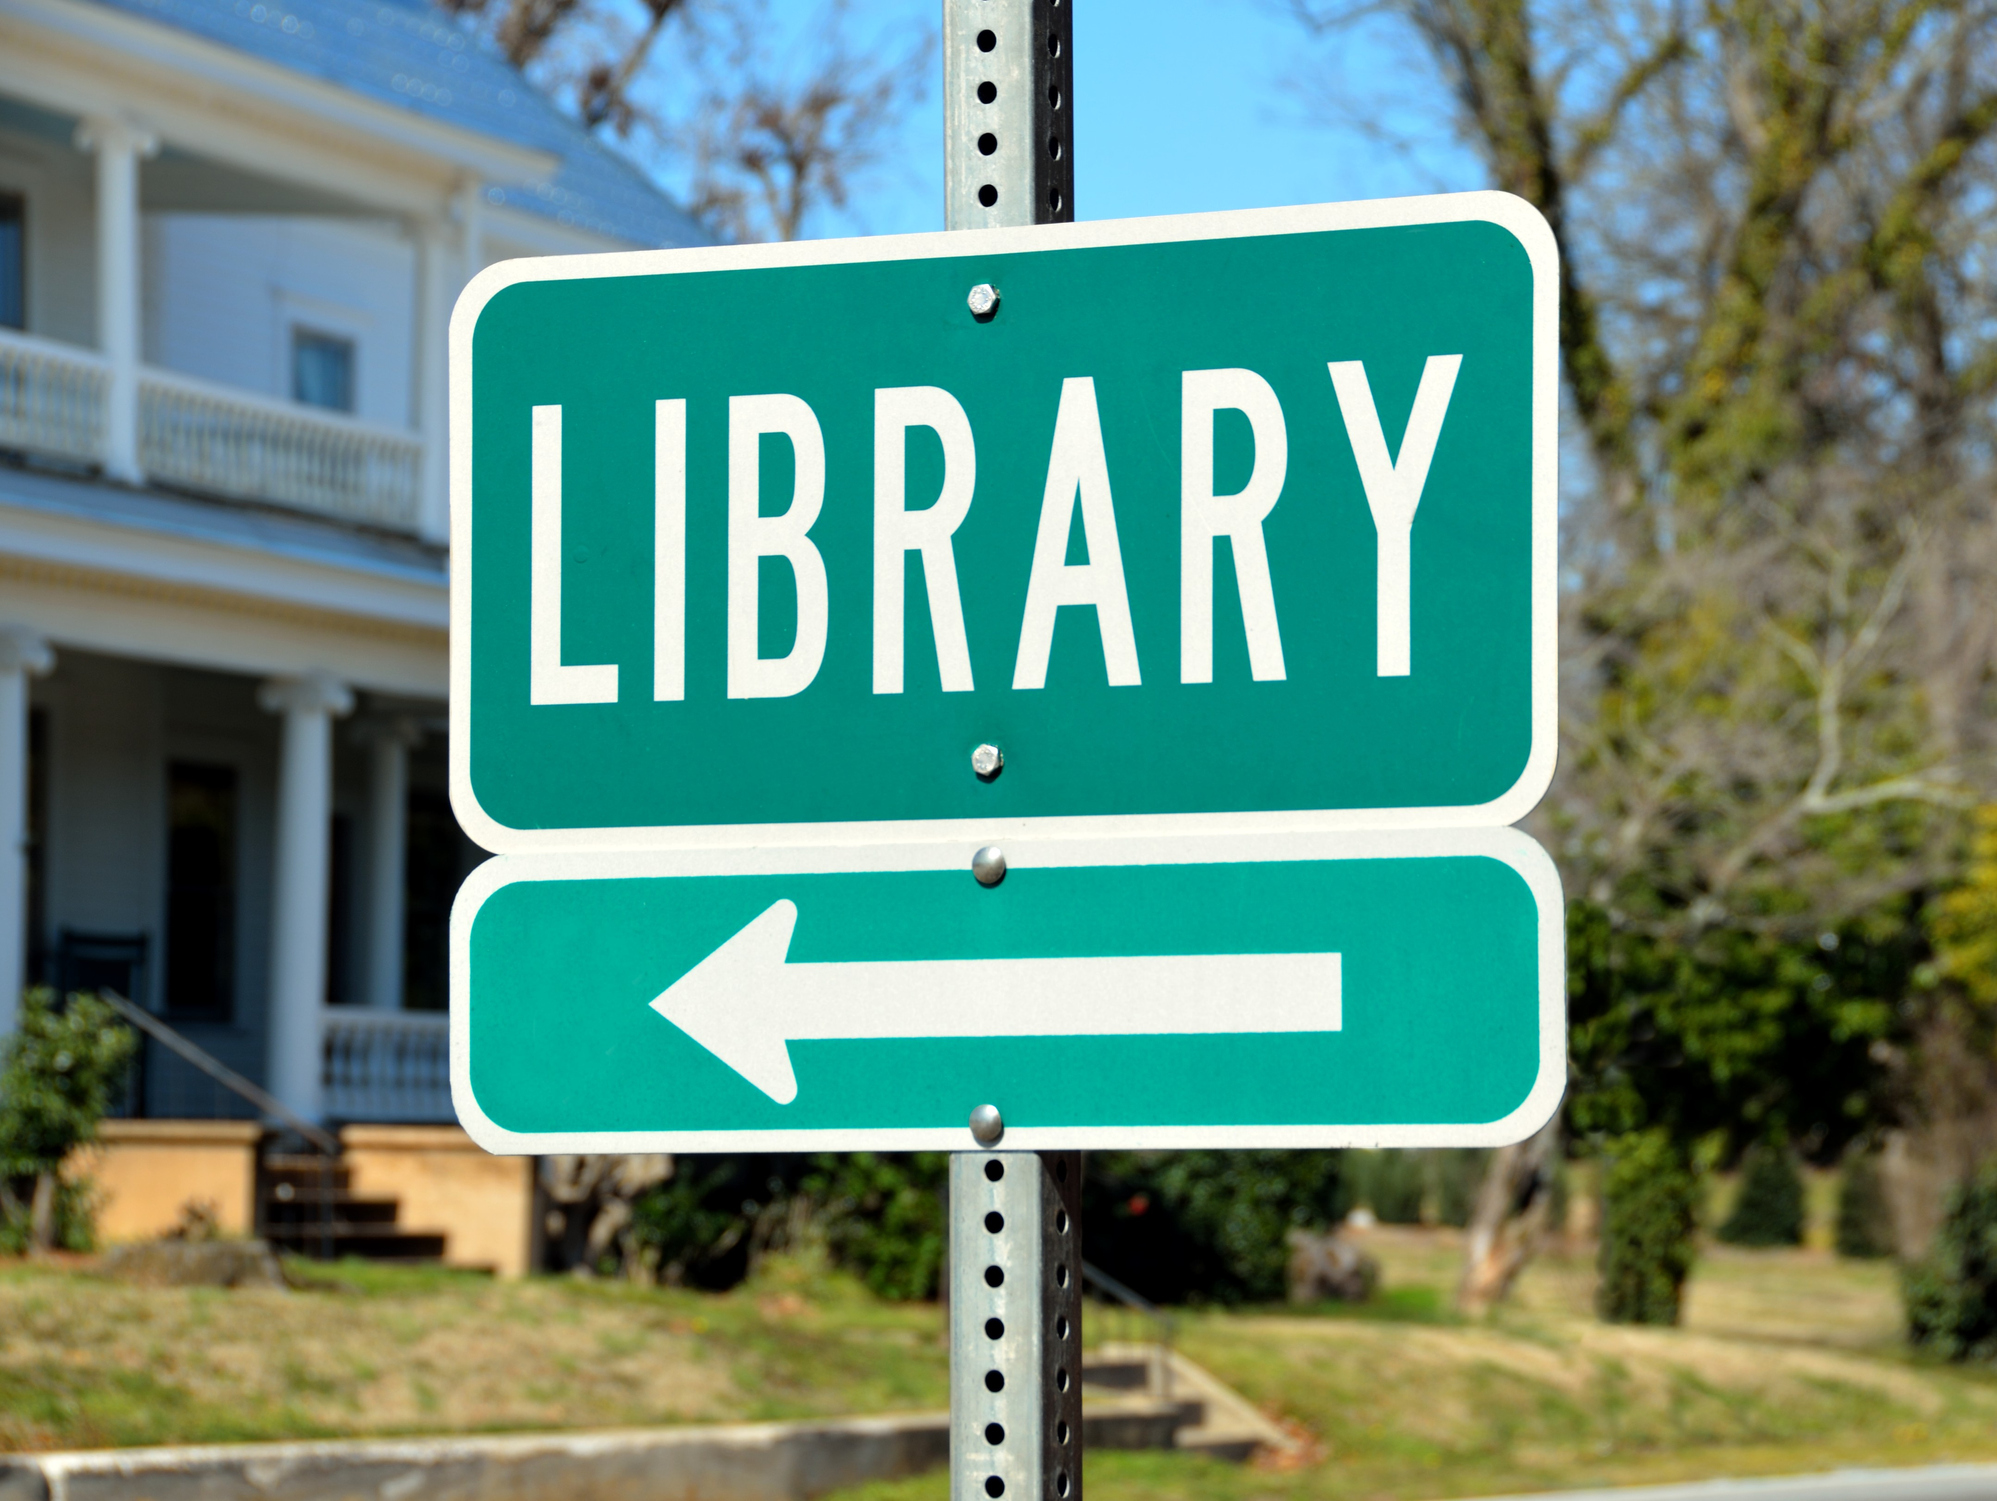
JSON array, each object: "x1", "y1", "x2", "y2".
[{"x1": 1, "y1": 322, "x2": 426, "y2": 531}]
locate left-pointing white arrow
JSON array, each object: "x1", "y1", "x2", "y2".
[{"x1": 647, "y1": 899, "x2": 1342, "y2": 1105}]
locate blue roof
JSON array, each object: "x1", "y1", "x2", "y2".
[{"x1": 87, "y1": 0, "x2": 710, "y2": 250}]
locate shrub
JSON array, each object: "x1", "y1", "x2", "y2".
[
  {"x1": 1596, "y1": 1129, "x2": 1698, "y2": 1325},
  {"x1": 626, "y1": 1155, "x2": 808, "y2": 1288},
  {"x1": 626, "y1": 1152, "x2": 947, "y2": 1298},
  {"x1": 805, "y1": 1152, "x2": 946, "y2": 1300},
  {"x1": 1905, "y1": 1161, "x2": 1997, "y2": 1360},
  {"x1": 1717, "y1": 1144, "x2": 1806, "y2": 1247},
  {"x1": 1836, "y1": 1149, "x2": 1894, "y2": 1259},
  {"x1": 0, "y1": 989, "x2": 136, "y2": 1253},
  {"x1": 1084, "y1": 1150, "x2": 1346, "y2": 1303}
]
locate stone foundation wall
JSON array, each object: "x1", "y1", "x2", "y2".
[{"x1": 66, "y1": 1120, "x2": 265, "y2": 1242}]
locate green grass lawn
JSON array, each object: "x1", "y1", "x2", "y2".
[
  {"x1": 9, "y1": 1227, "x2": 1997, "y2": 1501},
  {"x1": 0, "y1": 1249, "x2": 947, "y2": 1451},
  {"x1": 836, "y1": 1228, "x2": 1997, "y2": 1501}
]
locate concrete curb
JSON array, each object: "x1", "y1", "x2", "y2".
[
  {"x1": 0, "y1": 1402, "x2": 1192, "y2": 1501},
  {"x1": 0, "y1": 1413, "x2": 953, "y2": 1501}
]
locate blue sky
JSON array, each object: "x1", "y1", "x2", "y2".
[{"x1": 814, "y1": 0, "x2": 1486, "y2": 238}]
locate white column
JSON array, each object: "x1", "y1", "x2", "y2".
[
  {"x1": 413, "y1": 220, "x2": 453, "y2": 544},
  {"x1": 259, "y1": 671, "x2": 354, "y2": 1121},
  {"x1": 0, "y1": 626, "x2": 53, "y2": 1039},
  {"x1": 76, "y1": 117, "x2": 157, "y2": 486},
  {"x1": 360, "y1": 718, "x2": 420, "y2": 1010}
]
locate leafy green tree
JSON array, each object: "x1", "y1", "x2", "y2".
[
  {"x1": 1718, "y1": 1145, "x2": 1806, "y2": 1247},
  {"x1": 1931, "y1": 809, "x2": 1997, "y2": 1004},
  {"x1": 1083, "y1": 1151, "x2": 1346, "y2": 1304},
  {"x1": 626, "y1": 1152, "x2": 946, "y2": 1298},
  {"x1": 0, "y1": 990, "x2": 136, "y2": 1253},
  {"x1": 626, "y1": 1155, "x2": 807, "y2": 1287},
  {"x1": 1565, "y1": 899, "x2": 1910, "y2": 1306},
  {"x1": 1597, "y1": 1129, "x2": 1699, "y2": 1325},
  {"x1": 1836, "y1": 1149, "x2": 1894, "y2": 1260},
  {"x1": 1567, "y1": 902, "x2": 1906, "y2": 1156},
  {"x1": 1905, "y1": 1161, "x2": 1997, "y2": 1361},
  {"x1": 803, "y1": 1152, "x2": 947, "y2": 1301},
  {"x1": 1289, "y1": 0, "x2": 1997, "y2": 1313}
]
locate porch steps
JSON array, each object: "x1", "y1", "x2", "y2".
[
  {"x1": 1082, "y1": 1341, "x2": 1301, "y2": 1463},
  {"x1": 259, "y1": 1153, "x2": 448, "y2": 1263}
]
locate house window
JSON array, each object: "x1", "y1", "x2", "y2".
[
  {"x1": 0, "y1": 193, "x2": 23, "y2": 330},
  {"x1": 291, "y1": 327, "x2": 355, "y2": 412},
  {"x1": 165, "y1": 762, "x2": 238, "y2": 1021}
]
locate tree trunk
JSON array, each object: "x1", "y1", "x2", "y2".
[
  {"x1": 1456, "y1": 1117, "x2": 1561, "y2": 1316},
  {"x1": 28, "y1": 1170, "x2": 57, "y2": 1253}
]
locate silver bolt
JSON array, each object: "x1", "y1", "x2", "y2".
[
  {"x1": 969, "y1": 1103, "x2": 1004, "y2": 1144},
  {"x1": 972, "y1": 845, "x2": 1007, "y2": 887},
  {"x1": 971, "y1": 743, "x2": 1004, "y2": 780},
  {"x1": 967, "y1": 283, "x2": 1000, "y2": 318}
]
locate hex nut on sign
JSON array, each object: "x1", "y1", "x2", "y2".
[
  {"x1": 967, "y1": 283, "x2": 1000, "y2": 319},
  {"x1": 971, "y1": 743, "x2": 1004, "y2": 781},
  {"x1": 972, "y1": 846, "x2": 1007, "y2": 887}
]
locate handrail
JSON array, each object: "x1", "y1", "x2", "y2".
[
  {"x1": 1081, "y1": 1261, "x2": 1175, "y2": 1400},
  {"x1": 1081, "y1": 1260, "x2": 1161, "y2": 1315},
  {"x1": 96, "y1": 990, "x2": 339, "y2": 1155}
]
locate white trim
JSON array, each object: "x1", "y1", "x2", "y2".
[
  {"x1": 479, "y1": 203, "x2": 646, "y2": 260},
  {"x1": 448, "y1": 824, "x2": 1568, "y2": 1153},
  {"x1": 0, "y1": 492, "x2": 444, "y2": 626},
  {"x1": 449, "y1": 192, "x2": 1561, "y2": 858}
]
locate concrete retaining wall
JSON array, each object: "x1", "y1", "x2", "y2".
[
  {"x1": 338, "y1": 1125, "x2": 536, "y2": 1279},
  {"x1": 0, "y1": 1413, "x2": 952, "y2": 1501},
  {"x1": 67, "y1": 1121, "x2": 264, "y2": 1242}
]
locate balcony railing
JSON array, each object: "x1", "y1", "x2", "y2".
[
  {"x1": 0, "y1": 326, "x2": 424, "y2": 533},
  {"x1": 0, "y1": 326, "x2": 108, "y2": 465},
  {"x1": 322, "y1": 1009, "x2": 453, "y2": 1123}
]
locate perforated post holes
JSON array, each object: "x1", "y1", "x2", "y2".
[{"x1": 950, "y1": 1151, "x2": 1084, "y2": 1501}]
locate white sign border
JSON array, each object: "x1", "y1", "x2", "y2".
[
  {"x1": 449, "y1": 825, "x2": 1567, "y2": 1154},
  {"x1": 448, "y1": 191, "x2": 1560, "y2": 861}
]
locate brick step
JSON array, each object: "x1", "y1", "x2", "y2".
[
  {"x1": 258, "y1": 1152, "x2": 446, "y2": 1266},
  {"x1": 263, "y1": 1195, "x2": 401, "y2": 1225},
  {"x1": 263, "y1": 1159, "x2": 354, "y2": 1191},
  {"x1": 263, "y1": 1226, "x2": 447, "y2": 1260},
  {"x1": 1080, "y1": 1356, "x2": 1155, "y2": 1391}
]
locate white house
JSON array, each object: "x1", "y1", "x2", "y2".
[{"x1": 0, "y1": 0, "x2": 704, "y2": 1131}]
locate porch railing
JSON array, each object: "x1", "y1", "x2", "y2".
[
  {"x1": 322, "y1": 1008, "x2": 453, "y2": 1123},
  {"x1": 0, "y1": 326, "x2": 108, "y2": 465},
  {"x1": 0, "y1": 326, "x2": 424, "y2": 533},
  {"x1": 141, "y1": 368, "x2": 423, "y2": 531}
]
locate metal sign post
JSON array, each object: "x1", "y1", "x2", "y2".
[
  {"x1": 944, "y1": 6, "x2": 1078, "y2": 1497},
  {"x1": 943, "y1": 0, "x2": 1073, "y2": 230},
  {"x1": 951, "y1": 1146, "x2": 1084, "y2": 1501}
]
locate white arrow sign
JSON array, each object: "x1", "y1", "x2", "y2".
[{"x1": 647, "y1": 899, "x2": 1343, "y2": 1104}]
